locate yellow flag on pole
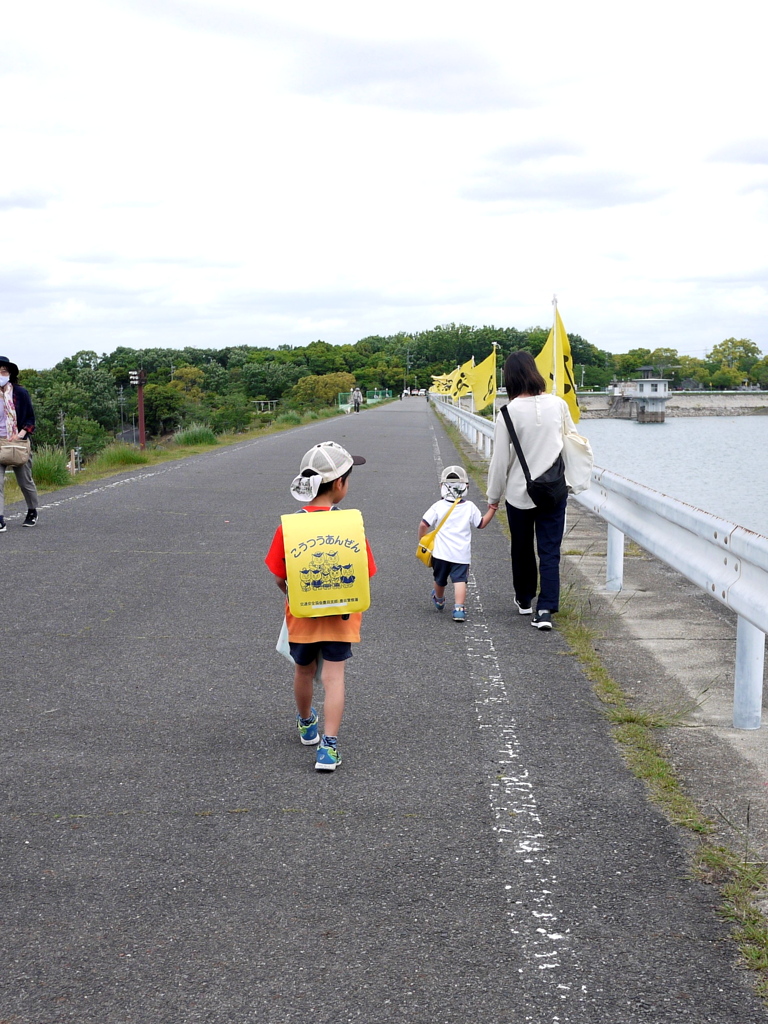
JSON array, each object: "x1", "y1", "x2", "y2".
[
  {"x1": 463, "y1": 350, "x2": 497, "y2": 409},
  {"x1": 534, "y1": 303, "x2": 580, "y2": 423},
  {"x1": 430, "y1": 372, "x2": 454, "y2": 394},
  {"x1": 450, "y1": 357, "x2": 475, "y2": 401}
]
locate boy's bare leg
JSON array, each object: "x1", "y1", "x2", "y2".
[
  {"x1": 433, "y1": 583, "x2": 446, "y2": 600},
  {"x1": 454, "y1": 581, "x2": 467, "y2": 606},
  {"x1": 320, "y1": 659, "x2": 346, "y2": 737},
  {"x1": 293, "y1": 661, "x2": 316, "y2": 720}
]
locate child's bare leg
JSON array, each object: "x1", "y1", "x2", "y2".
[
  {"x1": 454, "y1": 581, "x2": 467, "y2": 606},
  {"x1": 320, "y1": 659, "x2": 346, "y2": 737},
  {"x1": 294, "y1": 661, "x2": 316, "y2": 719},
  {"x1": 433, "y1": 583, "x2": 446, "y2": 600}
]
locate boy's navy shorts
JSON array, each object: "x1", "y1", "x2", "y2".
[
  {"x1": 289, "y1": 641, "x2": 353, "y2": 665},
  {"x1": 432, "y1": 558, "x2": 469, "y2": 586}
]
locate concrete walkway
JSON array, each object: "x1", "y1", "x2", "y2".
[{"x1": 1, "y1": 399, "x2": 766, "y2": 1023}]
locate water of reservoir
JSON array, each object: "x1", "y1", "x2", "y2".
[{"x1": 577, "y1": 416, "x2": 768, "y2": 538}]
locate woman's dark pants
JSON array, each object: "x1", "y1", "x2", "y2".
[{"x1": 505, "y1": 498, "x2": 567, "y2": 612}]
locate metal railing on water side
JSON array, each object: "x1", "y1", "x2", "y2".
[{"x1": 430, "y1": 394, "x2": 768, "y2": 730}]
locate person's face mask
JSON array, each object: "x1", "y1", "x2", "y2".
[{"x1": 0, "y1": 375, "x2": 9, "y2": 387}]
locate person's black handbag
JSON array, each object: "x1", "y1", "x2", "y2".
[{"x1": 500, "y1": 406, "x2": 568, "y2": 512}]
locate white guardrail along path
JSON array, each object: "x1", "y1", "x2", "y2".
[{"x1": 431, "y1": 395, "x2": 768, "y2": 730}]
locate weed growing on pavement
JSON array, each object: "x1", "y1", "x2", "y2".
[
  {"x1": 559, "y1": 575, "x2": 768, "y2": 999},
  {"x1": 693, "y1": 841, "x2": 768, "y2": 994},
  {"x1": 558, "y1": 586, "x2": 712, "y2": 833}
]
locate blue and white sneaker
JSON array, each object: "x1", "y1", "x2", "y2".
[
  {"x1": 315, "y1": 736, "x2": 341, "y2": 771},
  {"x1": 452, "y1": 605, "x2": 466, "y2": 622},
  {"x1": 297, "y1": 708, "x2": 320, "y2": 745},
  {"x1": 431, "y1": 589, "x2": 445, "y2": 612}
]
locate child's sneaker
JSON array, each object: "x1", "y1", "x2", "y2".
[
  {"x1": 452, "y1": 605, "x2": 466, "y2": 622},
  {"x1": 431, "y1": 589, "x2": 445, "y2": 612},
  {"x1": 297, "y1": 708, "x2": 320, "y2": 745},
  {"x1": 315, "y1": 736, "x2": 341, "y2": 771}
]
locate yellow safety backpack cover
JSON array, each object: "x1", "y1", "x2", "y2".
[{"x1": 281, "y1": 508, "x2": 371, "y2": 618}]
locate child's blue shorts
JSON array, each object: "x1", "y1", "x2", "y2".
[
  {"x1": 432, "y1": 558, "x2": 469, "y2": 587},
  {"x1": 289, "y1": 641, "x2": 353, "y2": 665}
]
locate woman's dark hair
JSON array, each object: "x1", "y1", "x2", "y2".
[{"x1": 503, "y1": 351, "x2": 546, "y2": 400}]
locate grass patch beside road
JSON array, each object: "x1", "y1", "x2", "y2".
[
  {"x1": 4, "y1": 407, "x2": 343, "y2": 506},
  {"x1": 557, "y1": 586, "x2": 711, "y2": 833},
  {"x1": 558, "y1": 580, "x2": 768, "y2": 1000}
]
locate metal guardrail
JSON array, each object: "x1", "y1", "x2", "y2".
[{"x1": 430, "y1": 395, "x2": 768, "y2": 729}]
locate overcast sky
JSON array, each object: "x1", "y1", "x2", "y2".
[{"x1": 4, "y1": 0, "x2": 767, "y2": 371}]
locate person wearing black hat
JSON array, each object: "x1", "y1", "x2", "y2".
[{"x1": 0, "y1": 356, "x2": 39, "y2": 530}]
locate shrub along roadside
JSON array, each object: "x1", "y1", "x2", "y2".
[
  {"x1": 173, "y1": 423, "x2": 218, "y2": 446},
  {"x1": 89, "y1": 443, "x2": 151, "y2": 470},
  {"x1": 1, "y1": 406, "x2": 345, "y2": 506},
  {"x1": 25, "y1": 445, "x2": 70, "y2": 488}
]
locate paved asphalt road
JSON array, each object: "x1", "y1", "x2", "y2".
[{"x1": 2, "y1": 399, "x2": 766, "y2": 1023}]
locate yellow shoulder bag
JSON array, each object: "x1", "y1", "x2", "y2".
[
  {"x1": 415, "y1": 497, "x2": 460, "y2": 568},
  {"x1": 281, "y1": 508, "x2": 370, "y2": 618}
]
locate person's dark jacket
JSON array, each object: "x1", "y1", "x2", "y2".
[{"x1": 7, "y1": 385, "x2": 35, "y2": 436}]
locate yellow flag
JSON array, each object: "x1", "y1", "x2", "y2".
[
  {"x1": 450, "y1": 357, "x2": 475, "y2": 400},
  {"x1": 535, "y1": 308, "x2": 580, "y2": 423},
  {"x1": 430, "y1": 372, "x2": 453, "y2": 394},
  {"x1": 463, "y1": 350, "x2": 497, "y2": 409},
  {"x1": 430, "y1": 374, "x2": 454, "y2": 393}
]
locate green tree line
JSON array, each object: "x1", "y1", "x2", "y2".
[{"x1": 18, "y1": 328, "x2": 768, "y2": 454}]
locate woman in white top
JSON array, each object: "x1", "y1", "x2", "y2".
[{"x1": 486, "y1": 351, "x2": 576, "y2": 630}]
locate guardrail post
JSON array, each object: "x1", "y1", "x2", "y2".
[
  {"x1": 733, "y1": 616, "x2": 765, "y2": 729},
  {"x1": 606, "y1": 524, "x2": 624, "y2": 591}
]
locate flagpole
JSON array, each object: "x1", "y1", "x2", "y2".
[{"x1": 551, "y1": 294, "x2": 558, "y2": 396}]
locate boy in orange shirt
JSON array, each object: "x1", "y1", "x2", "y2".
[{"x1": 265, "y1": 442, "x2": 376, "y2": 771}]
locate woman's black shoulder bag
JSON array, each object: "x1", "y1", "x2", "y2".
[{"x1": 500, "y1": 405, "x2": 567, "y2": 512}]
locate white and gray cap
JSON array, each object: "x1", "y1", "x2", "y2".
[
  {"x1": 440, "y1": 464, "x2": 469, "y2": 498},
  {"x1": 290, "y1": 441, "x2": 366, "y2": 501}
]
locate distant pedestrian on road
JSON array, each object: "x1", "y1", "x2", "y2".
[
  {"x1": 419, "y1": 465, "x2": 495, "y2": 623},
  {"x1": 265, "y1": 441, "x2": 377, "y2": 772},
  {"x1": 0, "y1": 356, "x2": 39, "y2": 532},
  {"x1": 486, "y1": 351, "x2": 577, "y2": 630},
  {"x1": 351, "y1": 386, "x2": 363, "y2": 413}
]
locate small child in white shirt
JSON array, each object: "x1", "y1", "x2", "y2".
[{"x1": 418, "y1": 465, "x2": 496, "y2": 622}]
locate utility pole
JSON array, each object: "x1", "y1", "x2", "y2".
[{"x1": 129, "y1": 369, "x2": 147, "y2": 449}]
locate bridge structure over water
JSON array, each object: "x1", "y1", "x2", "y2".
[{"x1": 2, "y1": 399, "x2": 767, "y2": 1023}]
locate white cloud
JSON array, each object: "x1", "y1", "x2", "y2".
[{"x1": 3, "y1": 0, "x2": 768, "y2": 370}]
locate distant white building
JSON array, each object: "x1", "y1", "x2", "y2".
[{"x1": 608, "y1": 367, "x2": 671, "y2": 422}]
